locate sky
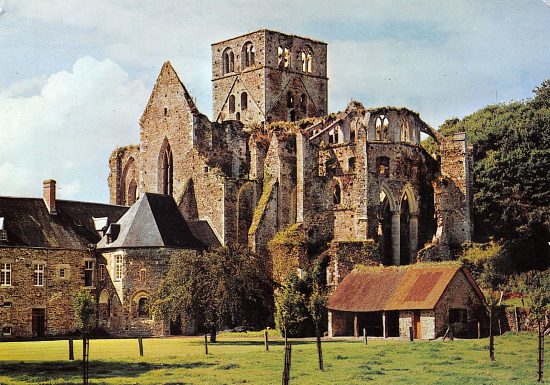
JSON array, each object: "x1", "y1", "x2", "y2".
[{"x1": 1, "y1": 0, "x2": 549, "y2": 203}]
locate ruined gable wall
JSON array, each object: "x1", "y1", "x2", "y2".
[
  {"x1": 435, "y1": 133, "x2": 473, "y2": 246},
  {"x1": 108, "y1": 145, "x2": 139, "y2": 205}
]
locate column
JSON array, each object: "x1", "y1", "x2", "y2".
[
  {"x1": 354, "y1": 314, "x2": 359, "y2": 338},
  {"x1": 409, "y1": 212, "x2": 419, "y2": 262},
  {"x1": 391, "y1": 210, "x2": 400, "y2": 266}
]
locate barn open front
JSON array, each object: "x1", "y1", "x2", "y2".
[{"x1": 327, "y1": 263, "x2": 487, "y2": 339}]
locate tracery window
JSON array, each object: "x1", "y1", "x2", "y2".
[
  {"x1": 278, "y1": 46, "x2": 291, "y2": 68},
  {"x1": 161, "y1": 144, "x2": 173, "y2": 195},
  {"x1": 375, "y1": 115, "x2": 390, "y2": 140},
  {"x1": 301, "y1": 46, "x2": 313, "y2": 73},
  {"x1": 223, "y1": 48, "x2": 234, "y2": 74},
  {"x1": 242, "y1": 42, "x2": 255, "y2": 68}
]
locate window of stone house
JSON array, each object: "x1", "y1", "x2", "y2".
[
  {"x1": 84, "y1": 260, "x2": 94, "y2": 287},
  {"x1": 58, "y1": 267, "x2": 66, "y2": 279},
  {"x1": 99, "y1": 264, "x2": 105, "y2": 281},
  {"x1": 33, "y1": 263, "x2": 44, "y2": 286},
  {"x1": 163, "y1": 107, "x2": 167, "y2": 117},
  {"x1": 223, "y1": 48, "x2": 234, "y2": 74},
  {"x1": 2, "y1": 301, "x2": 11, "y2": 308},
  {"x1": 138, "y1": 297, "x2": 149, "y2": 318},
  {"x1": 0, "y1": 263, "x2": 11, "y2": 286},
  {"x1": 140, "y1": 269, "x2": 147, "y2": 284},
  {"x1": 229, "y1": 95, "x2": 236, "y2": 114},
  {"x1": 242, "y1": 42, "x2": 255, "y2": 68},
  {"x1": 2, "y1": 326, "x2": 11, "y2": 336},
  {"x1": 332, "y1": 183, "x2": 342, "y2": 205},
  {"x1": 115, "y1": 255, "x2": 123, "y2": 281},
  {"x1": 241, "y1": 92, "x2": 248, "y2": 110},
  {"x1": 0, "y1": 230, "x2": 7, "y2": 242},
  {"x1": 348, "y1": 157, "x2": 356, "y2": 173},
  {"x1": 449, "y1": 308, "x2": 468, "y2": 324}
]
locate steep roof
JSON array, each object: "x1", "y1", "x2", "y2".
[
  {"x1": 0, "y1": 197, "x2": 127, "y2": 249},
  {"x1": 97, "y1": 193, "x2": 203, "y2": 249},
  {"x1": 327, "y1": 264, "x2": 484, "y2": 312}
]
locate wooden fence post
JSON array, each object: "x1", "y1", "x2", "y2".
[
  {"x1": 281, "y1": 344, "x2": 292, "y2": 385},
  {"x1": 477, "y1": 321, "x2": 481, "y2": 339},
  {"x1": 204, "y1": 334, "x2": 208, "y2": 355},
  {"x1": 363, "y1": 328, "x2": 367, "y2": 345},
  {"x1": 538, "y1": 320, "x2": 544, "y2": 383},
  {"x1": 264, "y1": 330, "x2": 269, "y2": 351},
  {"x1": 409, "y1": 326, "x2": 414, "y2": 342},
  {"x1": 68, "y1": 338, "x2": 74, "y2": 361},
  {"x1": 138, "y1": 337, "x2": 144, "y2": 357}
]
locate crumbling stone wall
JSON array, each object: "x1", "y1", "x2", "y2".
[{"x1": 108, "y1": 145, "x2": 139, "y2": 205}]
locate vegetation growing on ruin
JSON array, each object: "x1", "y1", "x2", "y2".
[
  {"x1": 268, "y1": 224, "x2": 308, "y2": 284},
  {"x1": 422, "y1": 79, "x2": 550, "y2": 275},
  {"x1": 248, "y1": 175, "x2": 274, "y2": 236}
]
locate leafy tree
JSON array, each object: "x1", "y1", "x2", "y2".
[
  {"x1": 275, "y1": 272, "x2": 309, "y2": 344},
  {"x1": 459, "y1": 241, "x2": 508, "y2": 290},
  {"x1": 73, "y1": 289, "x2": 95, "y2": 385},
  {"x1": 151, "y1": 245, "x2": 273, "y2": 342}
]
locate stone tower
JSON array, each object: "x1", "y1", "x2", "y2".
[{"x1": 211, "y1": 30, "x2": 328, "y2": 125}]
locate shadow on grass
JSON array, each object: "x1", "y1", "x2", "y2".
[{"x1": 0, "y1": 360, "x2": 214, "y2": 383}]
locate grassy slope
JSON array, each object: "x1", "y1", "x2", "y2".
[{"x1": 0, "y1": 332, "x2": 546, "y2": 385}]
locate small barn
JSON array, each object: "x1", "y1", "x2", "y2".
[{"x1": 327, "y1": 264, "x2": 486, "y2": 340}]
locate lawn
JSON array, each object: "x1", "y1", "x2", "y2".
[{"x1": 0, "y1": 332, "x2": 546, "y2": 385}]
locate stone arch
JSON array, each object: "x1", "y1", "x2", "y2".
[
  {"x1": 379, "y1": 183, "x2": 397, "y2": 212},
  {"x1": 98, "y1": 289, "x2": 111, "y2": 323},
  {"x1": 400, "y1": 183, "x2": 418, "y2": 214},
  {"x1": 99, "y1": 290, "x2": 110, "y2": 304},
  {"x1": 132, "y1": 290, "x2": 150, "y2": 319},
  {"x1": 178, "y1": 178, "x2": 199, "y2": 221},
  {"x1": 378, "y1": 185, "x2": 396, "y2": 264},
  {"x1": 399, "y1": 184, "x2": 419, "y2": 265},
  {"x1": 120, "y1": 156, "x2": 136, "y2": 206},
  {"x1": 158, "y1": 138, "x2": 173, "y2": 195},
  {"x1": 237, "y1": 182, "x2": 255, "y2": 245}
]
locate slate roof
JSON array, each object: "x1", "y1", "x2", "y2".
[
  {"x1": 0, "y1": 197, "x2": 127, "y2": 249},
  {"x1": 97, "y1": 193, "x2": 204, "y2": 249},
  {"x1": 187, "y1": 220, "x2": 221, "y2": 248},
  {"x1": 327, "y1": 264, "x2": 485, "y2": 312}
]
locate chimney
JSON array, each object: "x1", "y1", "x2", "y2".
[{"x1": 43, "y1": 179, "x2": 57, "y2": 215}]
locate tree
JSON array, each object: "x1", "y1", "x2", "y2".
[
  {"x1": 73, "y1": 289, "x2": 96, "y2": 385},
  {"x1": 510, "y1": 271, "x2": 550, "y2": 382},
  {"x1": 308, "y1": 280, "x2": 327, "y2": 371},
  {"x1": 275, "y1": 272, "x2": 309, "y2": 345},
  {"x1": 151, "y1": 246, "x2": 273, "y2": 342},
  {"x1": 482, "y1": 289, "x2": 501, "y2": 361}
]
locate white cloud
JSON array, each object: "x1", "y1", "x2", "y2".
[{"x1": 0, "y1": 56, "x2": 148, "y2": 202}]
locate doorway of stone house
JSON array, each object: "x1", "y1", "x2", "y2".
[
  {"x1": 413, "y1": 311, "x2": 421, "y2": 339},
  {"x1": 32, "y1": 308, "x2": 45, "y2": 338}
]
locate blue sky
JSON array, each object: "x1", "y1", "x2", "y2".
[{"x1": 1, "y1": 0, "x2": 550, "y2": 203}]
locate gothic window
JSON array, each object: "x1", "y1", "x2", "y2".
[
  {"x1": 223, "y1": 48, "x2": 234, "y2": 74},
  {"x1": 278, "y1": 46, "x2": 290, "y2": 68},
  {"x1": 300, "y1": 94, "x2": 307, "y2": 112},
  {"x1": 375, "y1": 115, "x2": 390, "y2": 140},
  {"x1": 329, "y1": 126, "x2": 342, "y2": 144},
  {"x1": 163, "y1": 107, "x2": 167, "y2": 117},
  {"x1": 236, "y1": 112, "x2": 241, "y2": 121},
  {"x1": 400, "y1": 116, "x2": 410, "y2": 142},
  {"x1": 286, "y1": 91, "x2": 294, "y2": 108},
  {"x1": 229, "y1": 95, "x2": 236, "y2": 113},
  {"x1": 127, "y1": 179, "x2": 137, "y2": 205},
  {"x1": 140, "y1": 269, "x2": 146, "y2": 284},
  {"x1": 138, "y1": 297, "x2": 149, "y2": 318},
  {"x1": 162, "y1": 144, "x2": 173, "y2": 195},
  {"x1": 242, "y1": 42, "x2": 255, "y2": 68},
  {"x1": 301, "y1": 46, "x2": 313, "y2": 73},
  {"x1": 241, "y1": 92, "x2": 248, "y2": 110},
  {"x1": 332, "y1": 183, "x2": 341, "y2": 205}
]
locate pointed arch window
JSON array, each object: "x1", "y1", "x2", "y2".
[
  {"x1": 162, "y1": 144, "x2": 173, "y2": 195},
  {"x1": 229, "y1": 95, "x2": 236, "y2": 114},
  {"x1": 242, "y1": 42, "x2": 256, "y2": 68},
  {"x1": 301, "y1": 46, "x2": 313, "y2": 73},
  {"x1": 278, "y1": 46, "x2": 291, "y2": 68},
  {"x1": 375, "y1": 115, "x2": 390, "y2": 140},
  {"x1": 332, "y1": 183, "x2": 342, "y2": 205}
]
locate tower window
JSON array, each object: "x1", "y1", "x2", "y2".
[
  {"x1": 34, "y1": 263, "x2": 45, "y2": 286},
  {"x1": 84, "y1": 260, "x2": 93, "y2": 287},
  {"x1": 348, "y1": 157, "x2": 356, "y2": 173},
  {"x1": 286, "y1": 91, "x2": 294, "y2": 108},
  {"x1": 241, "y1": 92, "x2": 248, "y2": 110},
  {"x1": 332, "y1": 183, "x2": 342, "y2": 205},
  {"x1": 236, "y1": 112, "x2": 241, "y2": 121},
  {"x1": 278, "y1": 46, "x2": 291, "y2": 68},
  {"x1": 229, "y1": 95, "x2": 236, "y2": 114},
  {"x1": 301, "y1": 46, "x2": 313, "y2": 73},
  {"x1": 223, "y1": 48, "x2": 234, "y2": 74},
  {"x1": 115, "y1": 254, "x2": 123, "y2": 281},
  {"x1": 242, "y1": 42, "x2": 255, "y2": 68},
  {"x1": 0, "y1": 263, "x2": 11, "y2": 286}
]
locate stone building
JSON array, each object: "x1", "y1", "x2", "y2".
[
  {"x1": 326, "y1": 264, "x2": 486, "y2": 339},
  {"x1": 108, "y1": 29, "x2": 473, "y2": 282}
]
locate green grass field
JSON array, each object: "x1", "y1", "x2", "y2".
[{"x1": 0, "y1": 332, "x2": 546, "y2": 384}]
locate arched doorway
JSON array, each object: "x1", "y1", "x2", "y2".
[{"x1": 378, "y1": 190, "x2": 393, "y2": 264}]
